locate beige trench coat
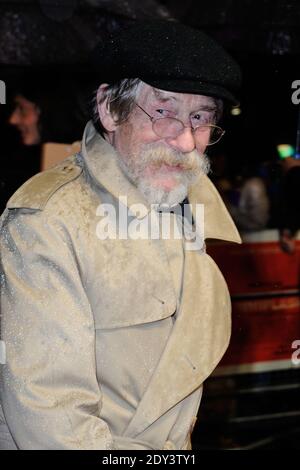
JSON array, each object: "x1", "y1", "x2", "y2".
[{"x1": 0, "y1": 122, "x2": 241, "y2": 450}]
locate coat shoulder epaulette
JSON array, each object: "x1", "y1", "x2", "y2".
[{"x1": 6, "y1": 155, "x2": 83, "y2": 211}]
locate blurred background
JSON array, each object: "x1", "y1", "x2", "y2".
[{"x1": 0, "y1": 0, "x2": 299, "y2": 450}]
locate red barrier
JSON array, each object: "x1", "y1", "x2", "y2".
[{"x1": 207, "y1": 230, "x2": 300, "y2": 374}]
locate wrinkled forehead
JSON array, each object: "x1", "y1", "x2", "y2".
[{"x1": 139, "y1": 82, "x2": 217, "y2": 111}]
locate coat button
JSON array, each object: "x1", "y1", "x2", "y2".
[{"x1": 163, "y1": 440, "x2": 176, "y2": 450}]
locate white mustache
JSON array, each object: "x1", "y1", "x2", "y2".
[{"x1": 137, "y1": 144, "x2": 208, "y2": 175}]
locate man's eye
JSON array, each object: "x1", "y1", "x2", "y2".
[
  {"x1": 156, "y1": 109, "x2": 167, "y2": 116},
  {"x1": 192, "y1": 113, "x2": 212, "y2": 125}
]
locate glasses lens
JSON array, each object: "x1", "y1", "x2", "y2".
[
  {"x1": 153, "y1": 118, "x2": 224, "y2": 145},
  {"x1": 194, "y1": 125, "x2": 224, "y2": 145},
  {"x1": 153, "y1": 118, "x2": 184, "y2": 139}
]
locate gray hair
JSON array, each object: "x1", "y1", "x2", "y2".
[
  {"x1": 92, "y1": 78, "x2": 143, "y2": 136},
  {"x1": 92, "y1": 78, "x2": 223, "y2": 136}
]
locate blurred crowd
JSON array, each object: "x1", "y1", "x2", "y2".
[{"x1": 210, "y1": 150, "x2": 300, "y2": 252}]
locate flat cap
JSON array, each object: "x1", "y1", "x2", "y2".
[{"x1": 93, "y1": 20, "x2": 241, "y2": 105}]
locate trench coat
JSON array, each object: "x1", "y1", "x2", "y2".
[{"x1": 0, "y1": 121, "x2": 241, "y2": 450}]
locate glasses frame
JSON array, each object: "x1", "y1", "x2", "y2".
[{"x1": 135, "y1": 103, "x2": 225, "y2": 146}]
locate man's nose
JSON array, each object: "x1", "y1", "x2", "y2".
[
  {"x1": 8, "y1": 110, "x2": 19, "y2": 126},
  {"x1": 166, "y1": 127, "x2": 196, "y2": 153}
]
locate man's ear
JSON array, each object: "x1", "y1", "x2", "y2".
[{"x1": 97, "y1": 84, "x2": 117, "y2": 132}]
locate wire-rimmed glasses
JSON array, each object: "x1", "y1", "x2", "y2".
[{"x1": 135, "y1": 103, "x2": 225, "y2": 146}]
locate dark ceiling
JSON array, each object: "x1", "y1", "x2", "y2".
[
  {"x1": 1, "y1": 0, "x2": 300, "y2": 66},
  {"x1": 0, "y1": 0, "x2": 170, "y2": 65},
  {"x1": 161, "y1": 0, "x2": 300, "y2": 55}
]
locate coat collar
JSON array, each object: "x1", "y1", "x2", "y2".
[{"x1": 81, "y1": 121, "x2": 241, "y2": 244}]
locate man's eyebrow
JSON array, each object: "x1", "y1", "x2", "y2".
[
  {"x1": 153, "y1": 89, "x2": 177, "y2": 103},
  {"x1": 193, "y1": 105, "x2": 217, "y2": 113},
  {"x1": 153, "y1": 90, "x2": 217, "y2": 112}
]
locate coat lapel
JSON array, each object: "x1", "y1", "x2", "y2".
[
  {"x1": 188, "y1": 172, "x2": 241, "y2": 244},
  {"x1": 124, "y1": 249, "x2": 232, "y2": 437}
]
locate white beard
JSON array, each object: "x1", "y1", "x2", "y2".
[
  {"x1": 137, "y1": 180, "x2": 189, "y2": 207},
  {"x1": 116, "y1": 142, "x2": 210, "y2": 207}
]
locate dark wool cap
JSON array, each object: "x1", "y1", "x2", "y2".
[{"x1": 93, "y1": 20, "x2": 242, "y2": 105}]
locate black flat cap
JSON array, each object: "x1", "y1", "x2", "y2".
[{"x1": 93, "y1": 20, "x2": 241, "y2": 106}]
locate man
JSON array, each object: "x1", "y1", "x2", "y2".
[
  {"x1": 0, "y1": 21, "x2": 241, "y2": 450},
  {"x1": 8, "y1": 93, "x2": 41, "y2": 146}
]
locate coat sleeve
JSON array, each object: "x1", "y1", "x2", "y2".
[{"x1": 0, "y1": 208, "x2": 115, "y2": 449}]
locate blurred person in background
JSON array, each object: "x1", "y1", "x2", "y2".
[
  {"x1": 0, "y1": 72, "x2": 85, "y2": 212},
  {"x1": 278, "y1": 154, "x2": 300, "y2": 253},
  {"x1": 213, "y1": 160, "x2": 270, "y2": 233},
  {"x1": 0, "y1": 91, "x2": 41, "y2": 213},
  {"x1": 8, "y1": 92, "x2": 41, "y2": 146},
  {"x1": 8, "y1": 74, "x2": 84, "y2": 146}
]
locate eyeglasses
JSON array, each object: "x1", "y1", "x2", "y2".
[{"x1": 135, "y1": 103, "x2": 225, "y2": 146}]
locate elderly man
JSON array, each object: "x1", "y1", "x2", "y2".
[{"x1": 0, "y1": 21, "x2": 241, "y2": 450}]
